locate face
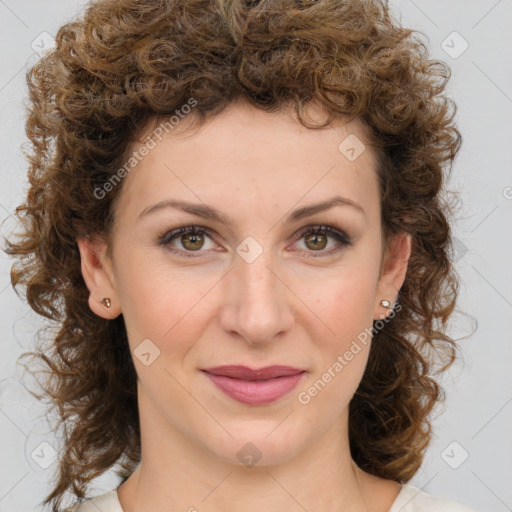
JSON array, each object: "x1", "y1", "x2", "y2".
[{"x1": 78, "y1": 101, "x2": 410, "y2": 468}]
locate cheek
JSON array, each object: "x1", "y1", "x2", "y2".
[
  {"x1": 115, "y1": 250, "x2": 219, "y2": 353},
  {"x1": 302, "y1": 263, "x2": 377, "y2": 344},
  {"x1": 333, "y1": 272, "x2": 375, "y2": 332},
  {"x1": 117, "y1": 249, "x2": 186, "y2": 345},
  {"x1": 298, "y1": 270, "x2": 376, "y2": 411}
]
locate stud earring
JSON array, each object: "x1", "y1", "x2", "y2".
[
  {"x1": 380, "y1": 299, "x2": 391, "y2": 308},
  {"x1": 100, "y1": 297, "x2": 111, "y2": 308}
]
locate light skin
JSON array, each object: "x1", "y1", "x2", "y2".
[{"x1": 77, "y1": 100, "x2": 411, "y2": 512}]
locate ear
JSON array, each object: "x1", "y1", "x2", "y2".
[
  {"x1": 76, "y1": 237, "x2": 121, "y2": 320},
  {"x1": 374, "y1": 231, "x2": 412, "y2": 321}
]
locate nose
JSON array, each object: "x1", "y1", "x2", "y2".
[{"x1": 218, "y1": 248, "x2": 295, "y2": 347}]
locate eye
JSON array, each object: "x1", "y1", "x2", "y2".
[
  {"x1": 157, "y1": 226, "x2": 217, "y2": 257},
  {"x1": 291, "y1": 225, "x2": 352, "y2": 257}
]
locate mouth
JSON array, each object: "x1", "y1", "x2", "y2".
[{"x1": 201, "y1": 365, "x2": 306, "y2": 405}]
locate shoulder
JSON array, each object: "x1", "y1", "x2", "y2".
[
  {"x1": 63, "y1": 489, "x2": 123, "y2": 512},
  {"x1": 389, "y1": 483, "x2": 479, "y2": 512}
]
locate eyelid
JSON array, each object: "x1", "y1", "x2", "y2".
[
  {"x1": 289, "y1": 224, "x2": 352, "y2": 257},
  {"x1": 293, "y1": 224, "x2": 351, "y2": 244},
  {"x1": 157, "y1": 225, "x2": 217, "y2": 257}
]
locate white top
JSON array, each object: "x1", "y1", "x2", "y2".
[{"x1": 67, "y1": 483, "x2": 478, "y2": 511}]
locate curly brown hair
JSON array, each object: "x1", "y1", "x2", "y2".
[{"x1": 4, "y1": 0, "x2": 472, "y2": 510}]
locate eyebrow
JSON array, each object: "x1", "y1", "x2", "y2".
[{"x1": 137, "y1": 195, "x2": 366, "y2": 224}]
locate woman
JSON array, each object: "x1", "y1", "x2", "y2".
[{"x1": 6, "y1": 0, "x2": 478, "y2": 511}]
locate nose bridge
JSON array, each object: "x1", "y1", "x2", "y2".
[
  {"x1": 220, "y1": 242, "x2": 294, "y2": 344},
  {"x1": 239, "y1": 251, "x2": 278, "y2": 306}
]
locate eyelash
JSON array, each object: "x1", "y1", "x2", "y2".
[{"x1": 157, "y1": 224, "x2": 352, "y2": 259}]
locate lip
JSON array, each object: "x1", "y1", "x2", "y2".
[{"x1": 202, "y1": 365, "x2": 306, "y2": 405}]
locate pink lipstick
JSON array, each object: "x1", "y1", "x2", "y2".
[{"x1": 202, "y1": 365, "x2": 306, "y2": 405}]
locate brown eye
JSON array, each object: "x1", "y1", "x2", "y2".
[
  {"x1": 158, "y1": 226, "x2": 216, "y2": 256},
  {"x1": 304, "y1": 232, "x2": 328, "y2": 250},
  {"x1": 293, "y1": 225, "x2": 352, "y2": 257},
  {"x1": 181, "y1": 232, "x2": 205, "y2": 251}
]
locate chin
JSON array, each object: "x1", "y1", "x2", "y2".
[{"x1": 202, "y1": 421, "x2": 306, "y2": 468}]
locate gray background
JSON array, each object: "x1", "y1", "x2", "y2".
[{"x1": 0, "y1": 1, "x2": 511, "y2": 511}]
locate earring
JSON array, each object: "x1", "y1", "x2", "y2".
[
  {"x1": 100, "y1": 297, "x2": 111, "y2": 308},
  {"x1": 380, "y1": 299, "x2": 391, "y2": 308}
]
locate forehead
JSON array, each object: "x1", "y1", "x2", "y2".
[{"x1": 113, "y1": 101, "x2": 380, "y2": 225}]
